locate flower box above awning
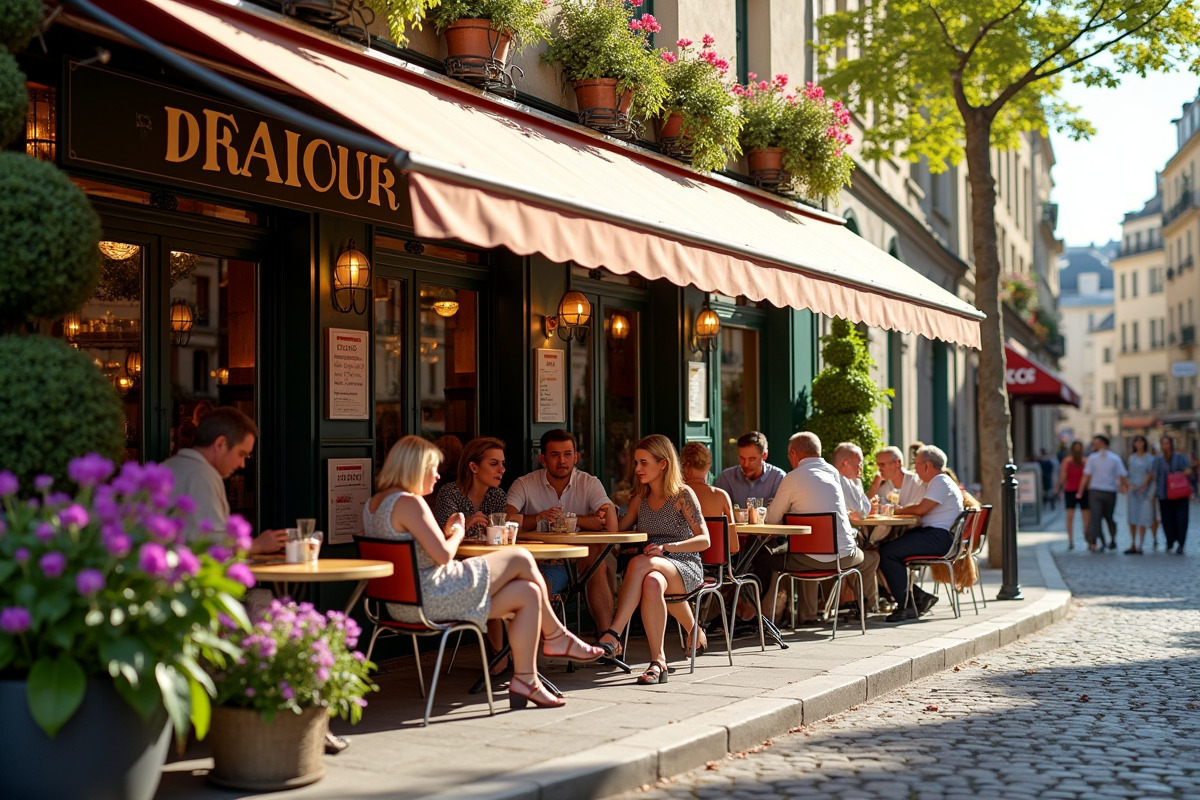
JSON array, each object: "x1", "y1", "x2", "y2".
[{"x1": 77, "y1": 0, "x2": 984, "y2": 349}]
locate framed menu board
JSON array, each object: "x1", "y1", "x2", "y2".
[
  {"x1": 326, "y1": 328, "x2": 369, "y2": 420},
  {"x1": 535, "y1": 348, "x2": 566, "y2": 423},
  {"x1": 687, "y1": 361, "x2": 708, "y2": 421}
]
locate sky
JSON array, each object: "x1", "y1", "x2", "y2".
[{"x1": 1050, "y1": 70, "x2": 1199, "y2": 248}]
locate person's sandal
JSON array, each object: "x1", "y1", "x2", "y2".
[
  {"x1": 685, "y1": 627, "x2": 707, "y2": 659},
  {"x1": 509, "y1": 673, "x2": 566, "y2": 709},
  {"x1": 542, "y1": 628, "x2": 604, "y2": 663},
  {"x1": 596, "y1": 628, "x2": 624, "y2": 659},
  {"x1": 636, "y1": 660, "x2": 668, "y2": 685}
]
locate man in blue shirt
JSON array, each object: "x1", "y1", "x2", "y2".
[{"x1": 714, "y1": 431, "x2": 787, "y2": 510}]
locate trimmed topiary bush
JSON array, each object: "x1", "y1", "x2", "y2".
[
  {"x1": 0, "y1": 0, "x2": 43, "y2": 52},
  {"x1": 0, "y1": 335, "x2": 124, "y2": 486},
  {"x1": 0, "y1": 50, "x2": 27, "y2": 148},
  {"x1": 804, "y1": 317, "x2": 891, "y2": 487},
  {"x1": 0, "y1": 152, "x2": 102, "y2": 328}
]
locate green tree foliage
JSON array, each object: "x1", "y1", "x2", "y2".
[
  {"x1": 0, "y1": 50, "x2": 26, "y2": 147},
  {"x1": 816, "y1": 1, "x2": 1200, "y2": 529},
  {"x1": 804, "y1": 318, "x2": 891, "y2": 487},
  {"x1": 0, "y1": 0, "x2": 42, "y2": 52}
]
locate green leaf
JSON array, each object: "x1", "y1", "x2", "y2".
[
  {"x1": 214, "y1": 592, "x2": 251, "y2": 631},
  {"x1": 100, "y1": 637, "x2": 150, "y2": 687},
  {"x1": 44, "y1": 624, "x2": 76, "y2": 650},
  {"x1": 115, "y1": 671, "x2": 162, "y2": 719},
  {"x1": 174, "y1": 654, "x2": 216, "y2": 698},
  {"x1": 0, "y1": 635, "x2": 13, "y2": 670},
  {"x1": 0, "y1": 559, "x2": 17, "y2": 584},
  {"x1": 26, "y1": 656, "x2": 86, "y2": 738},
  {"x1": 33, "y1": 594, "x2": 71, "y2": 627},
  {"x1": 188, "y1": 676, "x2": 211, "y2": 741},
  {"x1": 156, "y1": 662, "x2": 192, "y2": 749}
]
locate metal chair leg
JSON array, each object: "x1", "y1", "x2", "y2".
[
  {"x1": 410, "y1": 634, "x2": 426, "y2": 699},
  {"x1": 470, "y1": 627, "x2": 495, "y2": 718},
  {"x1": 446, "y1": 630, "x2": 464, "y2": 675},
  {"x1": 424, "y1": 632, "x2": 453, "y2": 727}
]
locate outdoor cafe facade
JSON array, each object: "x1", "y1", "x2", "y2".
[{"x1": 15, "y1": 0, "x2": 983, "y2": 563}]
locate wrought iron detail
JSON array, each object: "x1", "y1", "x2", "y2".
[
  {"x1": 577, "y1": 106, "x2": 643, "y2": 140},
  {"x1": 444, "y1": 56, "x2": 523, "y2": 99},
  {"x1": 404, "y1": 240, "x2": 426, "y2": 255},
  {"x1": 332, "y1": 0, "x2": 374, "y2": 45},
  {"x1": 751, "y1": 168, "x2": 795, "y2": 194},
  {"x1": 149, "y1": 191, "x2": 179, "y2": 210},
  {"x1": 658, "y1": 136, "x2": 694, "y2": 164}
]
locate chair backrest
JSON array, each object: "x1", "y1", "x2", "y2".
[
  {"x1": 783, "y1": 513, "x2": 839, "y2": 557},
  {"x1": 969, "y1": 505, "x2": 993, "y2": 555},
  {"x1": 944, "y1": 509, "x2": 975, "y2": 560},
  {"x1": 702, "y1": 515, "x2": 729, "y2": 567},
  {"x1": 354, "y1": 535, "x2": 422, "y2": 607}
]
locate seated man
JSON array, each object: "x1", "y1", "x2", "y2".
[
  {"x1": 830, "y1": 442, "x2": 880, "y2": 615},
  {"x1": 869, "y1": 445, "x2": 926, "y2": 506},
  {"x1": 765, "y1": 433, "x2": 878, "y2": 624},
  {"x1": 878, "y1": 444, "x2": 965, "y2": 622},
  {"x1": 714, "y1": 430, "x2": 787, "y2": 511},
  {"x1": 506, "y1": 429, "x2": 618, "y2": 638}
]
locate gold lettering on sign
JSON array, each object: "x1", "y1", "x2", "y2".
[
  {"x1": 283, "y1": 129, "x2": 302, "y2": 188},
  {"x1": 303, "y1": 138, "x2": 337, "y2": 193},
  {"x1": 202, "y1": 109, "x2": 240, "y2": 174},
  {"x1": 369, "y1": 154, "x2": 401, "y2": 211},
  {"x1": 336, "y1": 146, "x2": 367, "y2": 201},
  {"x1": 164, "y1": 107, "x2": 200, "y2": 163},
  {"x1": 241, "y1": 121, "x2": 283, "y2": 184}
]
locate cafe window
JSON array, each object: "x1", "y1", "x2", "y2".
[
  {"x1": 419, "y1": 283, "x2": 478, "y2": 443},
  {"x1": 719, "y1": 326, "x2": 760, "y2": 468},
  {"x1": 170, "y1": 252, "x2": 258, "y2": 523},
  {"x1": 55, "y1": 240, "x2": 146, "y2": 464},
  {"x1": 374, "y1": 277, "x2": 406, "y2": 477}
]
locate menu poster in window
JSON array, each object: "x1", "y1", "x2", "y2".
[
  {"x1": 326, "y1": 328, "x2": 369, "y2": 420},
  {"x1": 535, "y1": 348, "x2": 566, "y2": 423},
  {"x1": 327, "y1": 458, "x2": 372, "y2": 545},
  {"x1": 688, "y1": 361, "x2": 708, "y2": 421}
]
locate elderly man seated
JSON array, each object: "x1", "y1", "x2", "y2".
[
  {"x1": 869, "y1": 445, "x2": 926, "y2": 506},
  {"x1": 830, "y1": 442, "x2": 881, "y2": 615},
  {"x1": 878, "y1": 444, "x2": 964, "y2": 622},
  {"x1": 765, "y1": 433, "x2": 877, "y2": 624}
]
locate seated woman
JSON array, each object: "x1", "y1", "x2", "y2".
[
  {"x1": 599, "y1": 434, "x2": 710, "y2": 685},
  {"x1": 681, "y1": 442, "x2": 744, "y2": 627},
  {"x1": 365, "y1": 436, "x2": 602, "y2": 709}
]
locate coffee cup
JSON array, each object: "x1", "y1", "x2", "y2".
[
  {"x1": 506, "y1": 522, "x2": 520, "y2": 545},
  {"x1": 486, "y1": 526, "x2": 505, "y2": 545}
]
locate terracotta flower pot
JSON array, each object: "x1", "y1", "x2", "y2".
[
  {"x1": 443, "y1": 18, "x2": 512, "y2": 64},
  {"x1": 209, "y1": 706, "x2": 329, "y2": 791},
  {"x1": 748, "y1": 147, "x2": 785, "y2": 174},
  {"x1": 659, "y1": 111, "x2": 685, "y2": 139},
  {"x1": 573, "y1": 78, "x2": 633, "y2": 119}
]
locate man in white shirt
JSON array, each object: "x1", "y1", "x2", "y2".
[
  {"x1": 830, "y1": 442, "x2": 880, "y2": 615},
  {"x1": 764, "y1": 433, "x2": 875, "y2": 623},
  {"x1": 869, "y1": 446, "x2": 926, "y2": 506},
  {"x1": 163, "y1": 407, "x2": 285, "y2": 555},
  {"x1": 1076, "y1": 434, "x2": 1129, "y2": 551},
  {"x1": 878, "y1": 445, "x2": 964, "y2": 622},
  {"x1": 507, "y1": 429, "x2": 618, "y2": 636}
]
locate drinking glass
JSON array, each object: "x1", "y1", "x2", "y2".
[
  {"x1": 488, "y1": 512, "x2": 508, "y2": 528},
  {"x1": 564, "y1": 512, "x2": 578, "y2": 533},
  {"x1": 307, "y1": 531, "x2": 323, "y2": 564},
  {"x1": 285, "y1": 528, "x2": 305, "y2": 564},
  {"x1": 297, "y1": 518, "x2": 316, "y2": 538}
]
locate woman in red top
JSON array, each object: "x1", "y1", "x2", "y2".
[{"x1": 1056, "y1": 441, "x2": 1089, "y2": 550}]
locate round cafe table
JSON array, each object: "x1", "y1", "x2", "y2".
[
  {"x1": 851, "y1": 514, "x2": 920, "y2": 546},
  {"x1": 247, "y1": 558, "x2": 394, "y2": 614}
]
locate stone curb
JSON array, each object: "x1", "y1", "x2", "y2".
[{"x1": 426, "y1": 542, "x2": 1072, "y2": 800}]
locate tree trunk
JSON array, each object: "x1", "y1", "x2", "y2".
[{"x1": 963, "y1": 110, "x2": 1013, "y2": 568}]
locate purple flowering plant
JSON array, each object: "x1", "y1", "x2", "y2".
[
  {"x1": 211, "y1": 598, "x2": 377, "y2": 724},
  {"x1": 0, "y1": 454, "x2": 255, "y2": 745}
]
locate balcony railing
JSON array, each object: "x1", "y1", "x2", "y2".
[
  {"x1": 1165, "y1": 189, "x2": 1198, "y2": 227},
  {"x1": 1121, "y1": 241, "x2": 1163, "y2": 256},
  {"x1": 1183, "y1": 325, "x2": 1196, "y2": 345},
  {"x1": 1177, "y1": 394, "x2": 1194, "y2": 412}
]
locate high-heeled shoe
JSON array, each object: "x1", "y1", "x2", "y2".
[
  {"x1": 508, "y1": 673, "x2": 565, "y2": 709},
  {"x1": 685, "y1": 627, "x2": 707, "y2": 659},
  {"x1": 596, "y1": 628, "x2": 624, "y2": 659},
  {"x1": 542, "y1": 628, "x2": 604, "y2": 663},
  {"x1": 636, "y1": 660, "x2": 668, "y2": 685}
]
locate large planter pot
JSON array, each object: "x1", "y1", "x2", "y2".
[
  {"x1": 747, "y1": 147, "x2": 790, "y2": 190},
  {"x1": 209, "y1": 705, "x2": 328, "y2": 790},
  {"x1": 658, "y1": 112, "x2": 694, "y2": 163},
  {"x1": 573, "y1": 78, "x2": 634, "y2": 132},
  {"x1": 0, "y1": 679, "x2": 171, "y2": 800},
  {"x1": 443, "y1": 18, "x2": 512, "y2": 64}
]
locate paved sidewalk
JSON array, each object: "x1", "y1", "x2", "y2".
[{"x1": 156, "y1": 526, "x2": 1071, "y2": 800}]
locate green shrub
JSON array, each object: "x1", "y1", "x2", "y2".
[
  {"x1": 0, "y1": 0, "x2": 43, "y2": 52},
  {"x1": 0, "y1": 152, "x2": 101, "y2": 328},
  {"x1": 803, "y1": 318, "x2": 891, "y2": 487},
  {"x1": 0, "y1": 335, "x2": 124, "y2": 487},
  {"x1": 0, "y1": 50, "x2": 27, "y2": 148}
]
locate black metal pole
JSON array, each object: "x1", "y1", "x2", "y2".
[{"x1": 997, "y1": 462, "x2": 1023, "y2": 600}]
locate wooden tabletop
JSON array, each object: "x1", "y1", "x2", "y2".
[
  {"x1": 457, "y1": 542, "x2": 589, "y2": 560},
  {"x1": 851, "y1": 515, "x2": 920, "y2": 527},
  {"x1": 248, "y1": 558, "x2": 394, "y2": 582},
  {"x1": 524, "y1": 531, "x2": 648, "y2": 545},
  {"x1": 737, "y1": 523, "x2": 812, "y2": 536}
]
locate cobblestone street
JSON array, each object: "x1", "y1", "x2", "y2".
[{"x1": 620, "y1": 513, "x2": 1200, "y2": 800}]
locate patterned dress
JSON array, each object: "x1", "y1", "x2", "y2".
[
  {"x1": 362, "y1": 492, "x2": 491, "y2": 628},
  {"x1": 434, "y1": 483, "x2": 508, "y2": 541},
  {"x1": 636, "y1": 491, "x2": 704, "y2": 593}
]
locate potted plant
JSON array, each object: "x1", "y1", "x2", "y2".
[
  {"x1": 0, "y1": 455, "x2": 256, "y2": 800},
  {"x1": 657, "y1": 34, "x2": 743, "y2": 172},
  {"x1": 431, "y1": 0, "x2": 551, "y2": 65},
  {"x1": 207, "y1": 598, "x2": 378, "y2": 790},
  {"x1": 733, "y1": 72, "x2": 792, "y2": 185},
  {"x1": 360, "y1": 0, "x2": 439, "y2": 46},
  {"x1": 543, "y1": 0, "x2": 669, "y2": 131}
]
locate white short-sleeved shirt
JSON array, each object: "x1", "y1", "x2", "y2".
[
  {"x1": 875, "y1": 471, "x2": 926, "y2": 506},
  {"x1": 164, "y1": 448, "x2": 229, "y2": 539},
  {"x1": 765, "y1": 458, "x2": 857, "y2": 560},
  {"x1": 1083, "y1": 450, "x2": 1128, "y2": 493},
  {"x1": 920, "y1": 473, "x2": 965, "y2": 531},
  {"x1": 840, "y1": 474, "x2": 871, "y2": 517},
  {"x1": 506, "y1": 468, "x2": 613, "y2": 517}
]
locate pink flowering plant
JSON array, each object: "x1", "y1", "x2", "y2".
[
  {"x1": 543, "y1": 0, "x2": 669, "y2": 120},
  {"x1": 0, "y1": 454, "x2": 255, "y2": 745},
  {"x1": 733, "y1": 76, "x2": 856, "y2": 202},
  {"x1": 210, "y1": 598, "x2": 377, "y2": 723},
  {"x1": 658, "y1": 35, "x2": 743, "y2": 172}
]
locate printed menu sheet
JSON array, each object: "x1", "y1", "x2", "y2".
[{"x1": 327, "y1": 458, "x2": 372, "y2": 545}]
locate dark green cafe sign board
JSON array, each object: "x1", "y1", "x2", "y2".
[{"x1": 64, "y1": 62, "x2": 408, "y2": 226}]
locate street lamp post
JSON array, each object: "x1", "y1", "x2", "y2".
[{"x1": 997, "y1": 462, "x2": 1024, "y2": 600}]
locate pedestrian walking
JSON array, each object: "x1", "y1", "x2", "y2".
[
  {"x1": 1154, "y1": 436, "x2": 1192, "y2": 555},
  {"x1": 1125, "y1": 436, "x2": 1155, "y2": 554},
  {"x1": 1076, "y1": 434, "x2": 1128, "y2": 552},
  {"x1": 1056, "y1": 441, "x2": 1088, "y2": 550}
]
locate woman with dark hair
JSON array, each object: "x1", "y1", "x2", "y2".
[
  {"x1": 1125, "y1": 435, "x2": 1155, "y2": 554},
  {"x1": 598, "y1": 434, "x2": 710, "y2": 685},
  {"x1": 1155, "y1": 436, "x2": 1192, "y2": 555},
  {"x1": 1055, "y1": 441, "x2": 1088, "y2": 550}
]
